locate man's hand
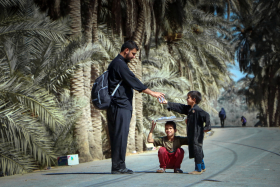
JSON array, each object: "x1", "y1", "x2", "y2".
[
  {"x1": 150, "y1": 91, "x2": 165, "y2": 98},
  {"x1": 142, "y1": 88, "x2": 165, "y2": 99}
]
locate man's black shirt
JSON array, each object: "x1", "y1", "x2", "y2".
[{"x1": 108, "y1": 54, "x2": 148, "y2": 110}]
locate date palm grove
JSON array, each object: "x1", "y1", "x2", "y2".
[{"x1": 1, "y1": 0, "x2": 279, "y2": 176}]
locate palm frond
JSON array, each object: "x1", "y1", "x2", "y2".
[
  {"x1": 0, "y1": 78, "x2": 66, "y2": 132},
  {"x1": 0, "y1": 142, "x2": 36, "y2": 175}
]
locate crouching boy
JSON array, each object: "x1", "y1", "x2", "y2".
[{"x1": 147, "y1": 120, "x2": 188, "y2": 173}]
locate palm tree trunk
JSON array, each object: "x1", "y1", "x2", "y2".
[
  {"x1": 262, "y1": 88, "x2": 269, "y2": 127},
  {"x1": 71, "y1": 65, "x2": 93, "y2": 162},
  {"x1": 85, "y1": 0, "x2": 103, "y2": 159},
  {"x1": 83, "y1": 62, "x2": 96, "y2": 159},
  {"x1": 101, "y1": 111, "x2": 111, "y2": 159},
  {"x1": 268, "y1": 85, "x2": 276, "y2": 127},
  {"x1": 69, "y1": 0, "x2": 82, "y2": 37},
  {"x1": 54, "y1": 0, "x2": 61, "y2": 16},
  {"x1": 269, "y1": 67, "x2": 277, "y2": 127},
  {"x1": 83, "y1": 0, "x2": 98, "y2": 44},
  {"x1": 127, "y1": 92, "x2": 136, "y2": 153},
  {"x1": 127, "y1": 0, "x2": 145, "y2": 153},
  {"x1": 274, "y1": 86, "x2": 280, "y2": 127},
  {"x1": 90, "y1": 63, "x2": 103, "y2": 160},
  {"x1": 92, "y1": 0, "x2": 98, "y2": 43},
  {"x1": 272, "y1": 88, "x2": 278, "y2": 127},
  {"x1": 84, "y1": 0, "x2": 94, "y2": 43},
  {"x1": 135, "y1": 59, "x2": 144, "y2": 152},
  {"x1": 125, "y1": 0, "x2": 137, "y2": 40},
  {"x1": 69, "y1": 0, "x2": 92, "y2": 162}
]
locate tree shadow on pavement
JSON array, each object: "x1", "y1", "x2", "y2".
[{"x1": 44, "y1": 171, "x2": 190, "y2": 175}]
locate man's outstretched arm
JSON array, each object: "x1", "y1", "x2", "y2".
[{"x1": 142, "y1": 88, "x2": 165, "y2": 99}]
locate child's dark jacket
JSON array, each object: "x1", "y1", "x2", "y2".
[{"x1": 167, "y1": 102, "x2": 211, "y2": 160}]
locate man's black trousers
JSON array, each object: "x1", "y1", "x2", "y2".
[{"x1": 107, "y1": 104, "x2": 132, "y2": 171}]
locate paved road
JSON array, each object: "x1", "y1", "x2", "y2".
[{"x1": 1, "y1": 127, "x2": 280, "y2": 187}]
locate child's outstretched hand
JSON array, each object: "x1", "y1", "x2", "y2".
[
  {"x1": 151, "y1": 120, "x2": 157, "y2": 130},
  {"x1": 148, "y1": 121, "x2": 157, "y2": 143}
]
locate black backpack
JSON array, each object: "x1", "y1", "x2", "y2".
[{"x1": 91, "y1": 71, "x2": 122, "y2": 110}]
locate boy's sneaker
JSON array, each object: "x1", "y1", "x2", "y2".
[
  {"x1": 202, "y1": 169, "x2": 206, "y2": 172},
  {"x1": 156, "y1": 168, "x2": 166, "y2": 173},
  {"x1": 174, "y1": 168, "x2": 183, "y2": 173},
  {"x1": 188, "y1": 170, "x2": 202, "y2": 175}
]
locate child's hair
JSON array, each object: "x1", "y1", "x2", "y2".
[
  {"x1": 187, "y1": 91, "x2": 202, "y2": 104},
  {"x1": 165, "y1": 121, "x2": 177, "y2": 130}
]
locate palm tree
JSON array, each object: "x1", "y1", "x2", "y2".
[
  {"x1": 160, "y1": 1, "x2": 234, "y2": 110},
  {"x1": 1, "y1": 0, "x2": 240, "y2": 170},
  {"x1": 89, "y1": 63, "x2": 103, "y2": 160},
  {"x1": 0, "y1": 0, "x2": 72, "y2": 175},
  {"x1": 235, "y1": 0, "x2": 280, "y2": 127},
  {"x1": 35, "y1": 0, "x2": 109, "y2": 161}
]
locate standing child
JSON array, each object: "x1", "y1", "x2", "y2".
[
  {"x1": 159, "y1": 91, "x2": 211, "y2": 175},
  {"x1": 147, "y1": 121, "x2": 188, "y2": 173}
]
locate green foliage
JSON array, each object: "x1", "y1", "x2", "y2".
[
  {"x1": 235, "y1": 0, "x2": 280, "y2": 126},
  {"x1": 0, "y1": 0, "x2": 81, "y2": 175}
]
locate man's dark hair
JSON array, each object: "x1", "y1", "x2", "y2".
[
  {"x1": 121, "y1": 40, "x2": 139, "y2": 52},
  {"x1": 165, "y1": 121, "x2": 177, "y2": 130},
  {"x1": 187, "y1": 91, "x2": 202, "y2": 104}
]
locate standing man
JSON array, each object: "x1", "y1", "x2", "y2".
[{"x1": 107, "y1": 40, "x2": 165, "y2": 174}]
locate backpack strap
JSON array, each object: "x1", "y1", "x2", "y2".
[{"x1": 111, "y1": 80, "x2": 123, "y2": 96}]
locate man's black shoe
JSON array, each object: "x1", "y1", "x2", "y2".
[{"x1": 111, "y1": 168, "x2": 134, "y2": 174}]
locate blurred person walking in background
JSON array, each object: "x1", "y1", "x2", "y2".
[
  {"x1": 219, "y1": 108, "x2": 226, "y2": 127},
  {"x1": 241, "y1": 116, "x2": 247, "y2": 127}
]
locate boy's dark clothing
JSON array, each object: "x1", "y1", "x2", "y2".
[
  {"x1": 153, "y1": 136, "x2": 188, "y2": 169},
  {"x1": 107, "y1": 54, "x2": 147, "y2": 172},
  {"x1": 167, "y1": 102, "x2": 211, "y2": 164}
]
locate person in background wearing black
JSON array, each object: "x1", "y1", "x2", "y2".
[
  {"x1": 241, "y1": 116, "x2": 247, "y2": 127},
  {"x1": 107, "y1": 40, "x2": 165, "y2": 174},
  {"x1": 219, "y1": 108, "x2": 226, "y2": 127}
]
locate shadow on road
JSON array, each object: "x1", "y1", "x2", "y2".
[
  {"x1": 44, "y1": 171, "x2": 191, "y2": 175},
  {"x1": 211, "y1": 125, "x2": 272, "y2": 128}
]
